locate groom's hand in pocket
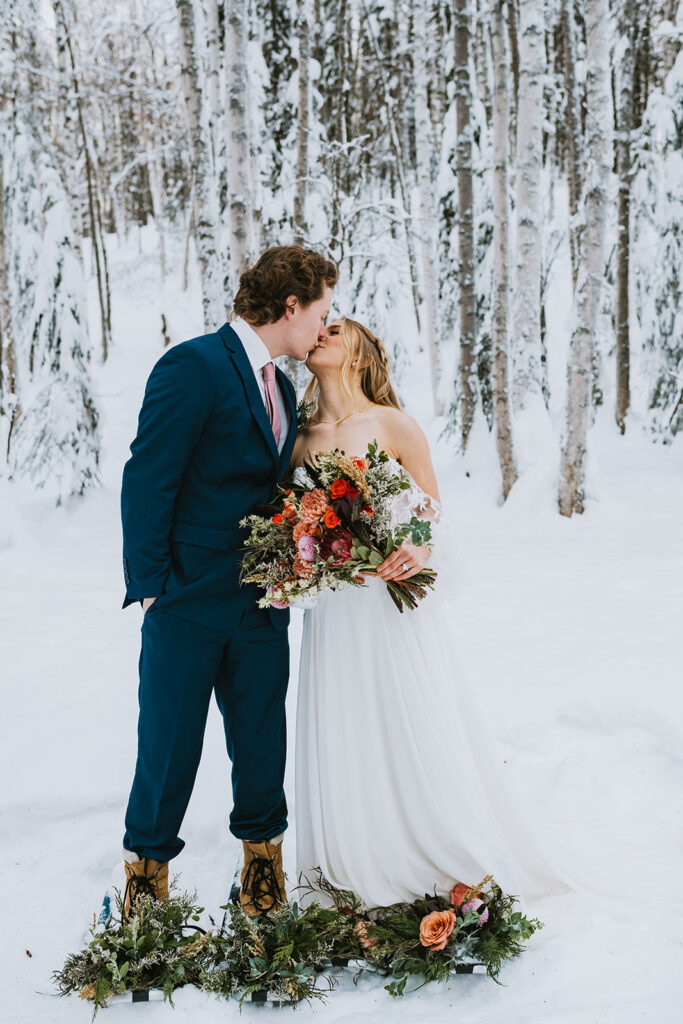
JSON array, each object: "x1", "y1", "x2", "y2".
[
  {"x1": 376, "y1": 542, "x2": 430, "y2": 582},
  {"x1": 142, "y1": 597, "x2": 157, "y2": 613}
]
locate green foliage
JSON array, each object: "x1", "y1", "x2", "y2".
[
  {"x1": 56, "y1": 874, "x2": 542, "y2": 1013},
  {"x1": 53, "y1": 888, "x2": 209, "y2": 1018}
]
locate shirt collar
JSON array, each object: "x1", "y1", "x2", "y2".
[{"x1": 230, "y1": 316, "x2": 274, "y2": 375}]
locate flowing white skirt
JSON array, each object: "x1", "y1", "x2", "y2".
[{"x1": 294, "y1": 575, "x2": 576, "y2": 913}]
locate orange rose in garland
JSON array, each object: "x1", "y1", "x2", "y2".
[
  {"x1": 323, "y1": 508, "x2": 341, "y2": 529},
  {"x1": 419, "y1": 910, "x2": 457, "y2": 951}
]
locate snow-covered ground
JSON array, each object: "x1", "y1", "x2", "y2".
[{"x1": 2, "y1": 233, "x2": 682, "y2": 1022}]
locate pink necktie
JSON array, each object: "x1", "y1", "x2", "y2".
[{"x1": 262, "y1": 362, "x2": 281, "y2": 447}]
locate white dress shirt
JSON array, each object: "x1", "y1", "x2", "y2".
[{"x1": 229, "y1": 317, "x2": 290, "y2": 454}]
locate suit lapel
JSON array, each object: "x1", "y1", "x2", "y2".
[{"x1": 218, "y1": 323, "x2": 280, "y2": 465}]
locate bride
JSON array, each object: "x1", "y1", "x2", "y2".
[{"x1": 288, "y1": 316, "x2": 574, "y2": 913}]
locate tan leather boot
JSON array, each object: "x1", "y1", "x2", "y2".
[
  {"x1": 123, "y1": 854, "x2": 169, "y2": 917},
  {"x1": 239, "y1": 838, "x2": 287, "y2": 918}
]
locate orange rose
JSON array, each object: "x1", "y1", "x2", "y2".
[
  {"x1": 330, "y1": 478, "x2": 350, "y2": 498},
  {"x1": 353, "y1": 458, "x2": 368, "y2": 471},
  {"x1": 272, "y1": 513, "x2": 284, "y2": 524},
  {"x1": 419, "y1": 910, "x2": 457, "y2": 951},
  {"x1": 323, "y1": 509, "x2": 341, "y2": 529},
  {"x1": 450, "y1": 881, "x2": 484, "y2": 907}
]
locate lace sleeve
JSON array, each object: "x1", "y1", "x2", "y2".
[{"x1": 391, "y1": 478, "x2": 465, "y2": 606}]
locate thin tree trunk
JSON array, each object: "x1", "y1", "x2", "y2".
[
  {"x1": 615, "y1": 2, "x2": 634, "y2": 434},
  {"x1": 294, "y1": 0, "x2": 310, "y2": 244},
  {"x1": 454, "y1": 0, "x2": 476, "y2": 450},
  {"x1": 54, "y1": 0, "x2": 112, "y2": 361},
  {"x1": 559, "y1": 0, "x2": 611, "y2": 517},
  {"x1": 0, "y1": 151, "x2": 21, "y2": 455},
  {"x1": 473, "y1": 0, "x2": 492, "y2": 125},
  {"x1": 360, "y1": 0, "x2": 422, "y2": 330},
  {"x1": 511, "y1": 0, "x2": 546, "y2": 412},
  {"x1": 491, "y1": 0, "x2": 518, "y2": 499},
  {"x1": 413, "y1": 8, "x2": 442, "y2": 416},
  {"x1": 225, "y1": 0, "x2": 256, "y2": 285},
  {"x1": 176, "y1": 0, "x2": 225, "y2": 327},
  {"x1": 506, "y1": 0, "x2": 520, "y2": 161},
  {"x1": 561, "y1": 0, "x2": 583, "y2": 288}
]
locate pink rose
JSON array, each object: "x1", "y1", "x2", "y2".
[{"x1": 297, "y1": 534, "x2": 317, "y2": 562}]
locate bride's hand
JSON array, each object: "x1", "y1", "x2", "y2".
[{"x1": 376, "y1": 541, "x2": 430, "y2": 582}]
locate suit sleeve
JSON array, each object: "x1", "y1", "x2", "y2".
[{"x1": 121, "y1": 344, "x2": 216, "y2": 608}]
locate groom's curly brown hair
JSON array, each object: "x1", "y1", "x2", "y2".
[{"x1": 232, "y1": 245, "x2": 338, "y2": 326}]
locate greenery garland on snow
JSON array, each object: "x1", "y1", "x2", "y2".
[{"x1": 54, "y1": 871, "x2": 543, "y2": 1015}]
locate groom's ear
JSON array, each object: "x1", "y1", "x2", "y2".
[{"x1": 284, "y1": 295, "x2": 299, "y2": 319}]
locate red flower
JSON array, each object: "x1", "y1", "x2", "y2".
[
  {"x1": 353, "y1": 458, "x2": 368, "y2": 471},
  {"x1": 330, "y1": 478, "x2": 350, "y2": 498},
  {"x1": 323, "y1": 509, "x2": 342, "y2": 529},
  {"x1": 349, "y1": 486, "x2": 359, "y2": 499},
  {"x1": 272, "y1": 513, "x2": 284, "y2": 524},
  {"x1": 363, "y1": 505, "x2": 374, "y2": 517}
]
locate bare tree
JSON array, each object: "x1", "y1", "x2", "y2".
[
  {"x1": 413, "y1": 5, "x2": 442, "y2": 416},
  {"x1": 454, "y1": 0, "x2": 476, "y2": 449},
  {"x1": 511, "y1": 0, "x2": 546, "y2": 413},
  {"x1": 491, "y1": 0, "x2": 518, "y2": 499},
  {"x1": 559, "y1": 0, "x2": 611, "y2": 516},
  {"x1": 294, "y1": 0, "x2": 310, "y2": 244},
  {"x1": 176, "y1": 0, "x2": 225, "y2": 328},
  {"x1": 560, "y1": 0, "x2": 583, "y2": 288},
  {"x1": 225, "y1": 0, "x2": 256, "y2": 285},
  {"x1": 614, "y1": 0, "x2": 637, "y2": 433},
  {"x1": 0, "y1": 149, "x2": 21, "y2": 455}
]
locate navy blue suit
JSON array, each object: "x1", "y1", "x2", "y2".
[{"x1": 121, "y1": 323, "x2": 298, "y2": 862}]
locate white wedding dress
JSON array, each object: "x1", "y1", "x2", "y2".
[{"x1": 294, "y1": 458, "x2": 576, "y2": 913}]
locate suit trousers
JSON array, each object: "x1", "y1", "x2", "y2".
[{"x1": 123, "y1": 601, "x2": 289, "y2": 862}]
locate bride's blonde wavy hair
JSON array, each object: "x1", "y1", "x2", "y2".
[{"x1": 303, "y1": 316, "x2": 401, "y2": 415}]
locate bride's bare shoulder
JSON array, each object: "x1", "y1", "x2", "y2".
[{"x1": 375, "y1": 406, "x2": 424, "y2": 442}]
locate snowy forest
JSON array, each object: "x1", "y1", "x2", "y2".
[{"x1": 0, "y1": 0, "x2": 681, "y2": 512}]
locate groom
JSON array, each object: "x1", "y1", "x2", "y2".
[{"x1": 120, "y1": 245, "x2": 337, "y2": 918}]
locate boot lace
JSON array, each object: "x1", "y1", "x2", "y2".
[
  {"x1": 242, "y1": 855, "x2": 284, "y2": 913},
  {"x1": 123, "y1": 870, "x2": 159, "y2": 917}
]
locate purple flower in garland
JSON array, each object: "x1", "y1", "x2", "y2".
[{"x1": 297, "y1": 533, "x2": 317, "y2": 562}]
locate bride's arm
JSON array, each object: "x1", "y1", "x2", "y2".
[{"x1": 378, "y1": 411, "x2": 441, "y2": 582}]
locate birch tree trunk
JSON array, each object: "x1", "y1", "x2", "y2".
[
  {"x1": 454, "y1": 0, "x2": 476, "y2": 449},
  {"x1": 226, "y1": 0, "x2": 256, "y2": 285},
  {"x1": 559, "y1": 0, "x2": 611, "y2": 517},
  {"x1": 294, "y1": 0, "x2": 310, "y2": 244},
  {"x1": 491, "y1": 0, "x2": 518, "y2": 499},
  {"x1": 615, "y1": 1, "x2": 634, "y2": 433},
  {"x1": 511, "y1": 0, "x2": 545, "y2": 412},
  {"x1": 413, "y1": 5, "x2": 442, "y2": 416},
  {"x1": 176, "y1": 0, "x2": 225, "y2": 328},
  {"x1": 0, "y1": 149, "x2": 21, "y2": 455},
  {"x1": 360, "y1": 0, "x2": 422, "y2": 330},
  {"x1": 561, "y1": 0, "x2": 583, "y2": 288}
]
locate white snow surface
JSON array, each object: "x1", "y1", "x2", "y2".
[{"x1": 1, "y1": 231, "x2": 682, "y2": 1022}]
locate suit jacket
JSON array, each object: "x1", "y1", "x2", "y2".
[{"x1": 121, "y1": 323, "x2": 298, "y2": 631}]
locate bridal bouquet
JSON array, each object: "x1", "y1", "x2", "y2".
[{"x1": 239, "y1": 441, "x2": 437, "y2": 612}]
